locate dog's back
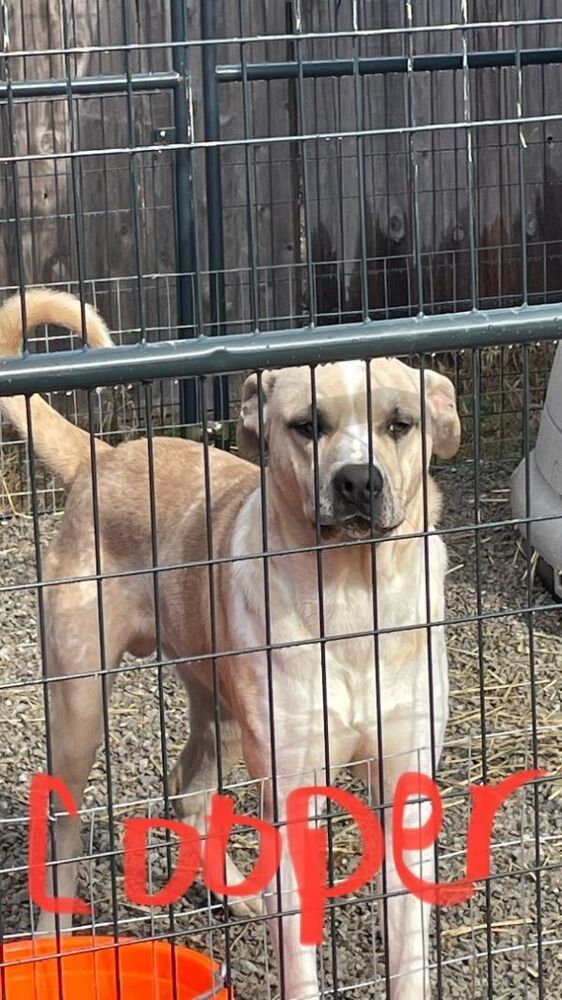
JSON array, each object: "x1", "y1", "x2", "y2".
[{"x1": 0, "y1": 288, "x2": 261, "y2": 663}]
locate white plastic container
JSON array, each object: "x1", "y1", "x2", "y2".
[{"x1": 511, "y1": 342, "x2": 562, "y2": 600}]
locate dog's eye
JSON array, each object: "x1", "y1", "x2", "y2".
[
  {"x1": 388, "y1": 419, "x2": 413, "y2": 440},
  {"x1": 294, "y1": 421, "x2": 314, "y2": 439},
  {"x1": 291, "y1": 419, "x2": 327, "y2": 440}
]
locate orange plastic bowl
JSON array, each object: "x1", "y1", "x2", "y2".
[{"x1": 1, "y1": 936, "x2": 228, "y2": 999}]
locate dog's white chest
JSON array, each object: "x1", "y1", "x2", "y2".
[{"x1": 229, "y1": 501, "x2": 449, "y2": 767}]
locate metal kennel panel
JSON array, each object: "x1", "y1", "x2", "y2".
[
  {"x1": 0, "y1": 316, "x2": 561, "y2": 1000},
  {"x1": 0, "y1": 3, "x2": 561, "y2": 1000}
]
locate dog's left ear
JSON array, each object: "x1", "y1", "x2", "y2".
[
  {"x1": 424, "y1": 369, "x2": 461, "y2": 459},
  {"x1": 236, "y1": 371, "x2": 275, "y2": 463}
]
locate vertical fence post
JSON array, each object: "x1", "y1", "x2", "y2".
[
  {"x1": 201, "y1": 0, "x2": 230, "y2": 426},
  {"x1": 171, "y1": 0, "x2": 199, "y2": 426}
]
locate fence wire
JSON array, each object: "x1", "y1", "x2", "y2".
[{"x1": 0, "y1": 3, "x2": 561, "y2": 1000}]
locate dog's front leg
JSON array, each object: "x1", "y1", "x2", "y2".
[
  {"x1": 262, "y1": 777, "x2": 320, "y2": 1000},
  {"x1": 377, "y1": 748, "x2": 439, "y2": 1000}
]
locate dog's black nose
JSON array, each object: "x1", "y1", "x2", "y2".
[{"x1": 333, "y1": 463, "x2": 383, "y2": 513}]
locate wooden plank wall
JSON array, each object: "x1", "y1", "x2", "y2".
[
  {"x1": 1, "y1": 1, "x2": 561, "y2": 355},
  {"x1": 298, "y1": 0, "x2": 562, "y2": 322},
  {"x1": 0, "y1": 0, "x2": 176, "y2": 339}
]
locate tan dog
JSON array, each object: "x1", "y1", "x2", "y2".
[{"x1": 0, "y1": 291, "x2": 460, "y2": 1000}]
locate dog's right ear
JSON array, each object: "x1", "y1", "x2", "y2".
[{"x1": 236, "y1": 371, "x2": 275, "y2": 463}]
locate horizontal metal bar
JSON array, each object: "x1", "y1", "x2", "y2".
[
  {"x1": 1, "y1": 509, "x2": 559, "y2": 595},
  {"x1": 3, "y1": 19, "x2": 562, "y2": 63},
  {"x1": 2, "y1": 109, "x2": 562, "y2": 166},
  {"x1": 216, "y1": 47, "x2": 562, "y2": 83},
  {"x1": 0, "y1": 71, "x2": 179, "y2": 101},
  {"x1": 0, "y1": 303, "x2": 561, "y2": 396},
  {"x1": 0, "y1": 590, "x2": 560, "y2": 683}
]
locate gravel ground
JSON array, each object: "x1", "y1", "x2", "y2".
[{"x1": 0, "y1": 459, "x2": 561, "y2": 999}]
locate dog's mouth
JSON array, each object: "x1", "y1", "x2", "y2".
[{"x1": 319, "y1": 512, "x2": 402, "y2": 542}]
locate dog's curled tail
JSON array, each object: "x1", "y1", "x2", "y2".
[{"x1": 0, "y1": 289, "x2": 114, "y2": 487}]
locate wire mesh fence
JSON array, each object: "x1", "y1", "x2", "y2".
[{"x1": 0, "y1": 3, "x2": 561, "y2": 1000}]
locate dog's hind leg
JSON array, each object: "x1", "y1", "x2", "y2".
[
  {"x1": 169, "y1": 677, "x2": 264, "y2": 917},
  {"x1": 35, "y1": 581, "x2": 129, "y2": 934}
]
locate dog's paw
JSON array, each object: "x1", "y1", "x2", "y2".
[
  {"x1": 35, "y1": 912, "x2": 74, "y2": 936},
  {"x1": 226, "y1": 892, "x2": 266, "y2": 919}
]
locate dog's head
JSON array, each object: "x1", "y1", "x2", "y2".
[{"x1": 237, "y1": 359, "x2": 460, "y2": 539}]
